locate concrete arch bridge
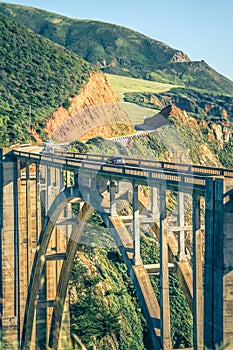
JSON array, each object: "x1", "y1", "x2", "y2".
[{"x1": 0, "y1": 147, "x2": 233, "y2": 350}]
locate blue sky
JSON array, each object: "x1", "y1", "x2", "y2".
[{"x1": 2, "y1": 0, "x2": 233, "y2": 81}]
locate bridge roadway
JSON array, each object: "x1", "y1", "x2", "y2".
[
  {"x1": 12, "y1": 147, "x2": 233, "y2": 192},
  {"x1": 1, "y1": 146, "x2": 233, "y2": 350}
]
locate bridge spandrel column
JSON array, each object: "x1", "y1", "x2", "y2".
[
  {"x1": 178, "y1": 192, "x2": 186, "y2": 262},
  {"x1": 133, "y1": 183, "x2": 141, "y2": 266},
  {"x1": 159, "y1": 186, "x2": 172, "y2": 350},
  {"x1": 151, "y1": 186, "x2": 159, "y2": 216},
  {"x1": 109, "y1": 179, "x2": 117, "y2": 216}
]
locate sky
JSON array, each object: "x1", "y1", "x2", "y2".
[{"x1": 2, "y1": 0, "x2": 233, "y2": 81}]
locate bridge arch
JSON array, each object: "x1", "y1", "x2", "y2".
[
  {"x1": 21, "y1": 186, "x2": 94, "y2": 349},
  {"x1": 21, "y1": 183, "x2": 134, "y2": 350}
]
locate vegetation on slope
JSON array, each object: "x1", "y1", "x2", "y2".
[
  {"x1": 0, "y1": 13, "x2": 93, "y2": 145},
  {"x1": 1, "y1": 3, "x2": 233, "y2": 95},
  {"x1": 123, "y1": 88, "x2": 233, "y2": 122},
  {"x1": 0, "y1": 3, "x2": 186, "y2": 64},
  {"x1": 69, "y1": 248, "x2": 148, "y2": 349}
]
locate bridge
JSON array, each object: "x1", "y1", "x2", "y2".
[{"x1": 0, "y1": 146, "x2": 233, "y2": 349}]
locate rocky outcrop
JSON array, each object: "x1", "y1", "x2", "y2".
[
  {"x1": 170, "y1": 51, "x2": 191, "y2": 63},
  {"x1": 141, "y1": 104, "x2": 233, "y2": 165},
  {"x1": 209, "y1": 123, "x2": 232, "y2": 147},
  {"x1": 46, "y1": 71, "x2": 134, "y2": 141},
  {"x1": 143, "y1": 103, "x2": 232, "y2": 149},
  {"x1": 143, "y1": 104, "x2": 189, "y2": 129}
]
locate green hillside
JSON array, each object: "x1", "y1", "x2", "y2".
[
  {"x1": 123, "y1": 87, "x2": 233, "y2": 122},
  {"x1": 0, "y1": 12, "x2": 93, "y2": 145},
  {"x1": 1, "y1": 3, "x2": 233, "y2": 95}
]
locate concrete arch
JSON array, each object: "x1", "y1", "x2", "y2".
[
  {"x1": 48, "y1": 202, "x2": 94, "y2": 349},
  {"x1": 21, "y1": 186, "x2": 89, "y2": 349}
]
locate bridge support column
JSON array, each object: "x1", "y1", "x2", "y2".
[
  {"x1": 109, "y1": 179, "x2": 117, "y2": 216},
  {"x1": 178, "y1": 192, "x2": 186, "y2": 261},
  {"x1": 26, "y1": 163, "x2": 33, "y2": 286},
  {"x1": 133, "y1": 183, "x2": 141, "y2": 266},
  {"x1": 36, "y1": 163, "x2": 41, "y2": 242},
  {"x1": 159, "y1": 186, "x2": 172, "y2": 350},
  {"x1": 151, "y1": 186, "x2": 159, "y2": 215},
  {"x1": 192, "y1": 193, "x2": 203, "y2": 350}
]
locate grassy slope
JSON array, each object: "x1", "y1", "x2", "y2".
[
  {"x1": 106, "y1": 74, "x2": 179, "y2": 101},
  {"x1": 1, "y1": 3, "x2": 233, "y2": 95},
  {"x1": 0, "y1": 12, "x2": 93, "y2": 145},
  {"x1": 106, "y1": 74, "x2": 179, "y2": 123}
]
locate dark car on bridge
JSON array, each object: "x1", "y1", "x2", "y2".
[{"x1": 106, "y1": 155, "x2": 125, "y2": 165}]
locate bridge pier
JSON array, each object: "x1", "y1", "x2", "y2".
[
  {"x1": 192, "y1": 193, "x2": 203, "y2": 349},
  {"x1": 204, "y1": 177, "x2": 233, "y2": 349}
]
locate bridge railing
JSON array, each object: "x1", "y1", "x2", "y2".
[
  {"x1": 52, "y1": 150, "x2": 233, "y2": 178},
  {"x1": 11, "y1": 149, "x2": 208, "y2": 192}
]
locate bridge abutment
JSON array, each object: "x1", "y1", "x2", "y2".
[
  {"x1": 223, "y1": 178, "x2": 233, "y2": 347},
  {"x1": 0, "y1": 151, "x2": 19, "y2": 347}
]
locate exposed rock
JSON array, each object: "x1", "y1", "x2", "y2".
[
  {"x1": 211, "y1": 123, "x2": 223, "y2": 143},
  {"x1": 209, "y1": 123, "x2": 232, "y2": 148},
  {"x1": 223, "y1": 127, "x2": 232, "y2": 142},
  {"x1": 46, "y1": 71, "x2": 134, "y2": 141},
  {"x1": 143, "y1": 104, "x2": 189, "y2": 129},
  {"x1": 198, "y1": 144, "x2": 219, "y2": 166},
  {"x1": 170, "y1": 51, "x2": 191, "y2": 63}
]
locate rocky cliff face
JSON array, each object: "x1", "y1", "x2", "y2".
[
  {"x1": 170, "y1": 51, "x2": 191, "y2": 63},
  {"x1": 143, "y1": 104, "x2": 230, "y2": 166},
  {"x1": 46, "y1": 71, "x2": 134, "y2": 141},
  {"x1": 144, "y1": 101, "x2": 232, "y2": 148}
]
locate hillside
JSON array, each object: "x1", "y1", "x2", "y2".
[
  {"x1": 0, "y1": 13, "x2": 133, "y2": 146},
  {"x1": 123, "y1": 87, "x2": 233, "y2": 123},
  {"x1": 1, "y1": 3, "x2": 233, "y2": 95}
]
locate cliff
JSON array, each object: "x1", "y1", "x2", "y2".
[{"x1": 46, "y1": 72, "x2": 134, "y2": 141}]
